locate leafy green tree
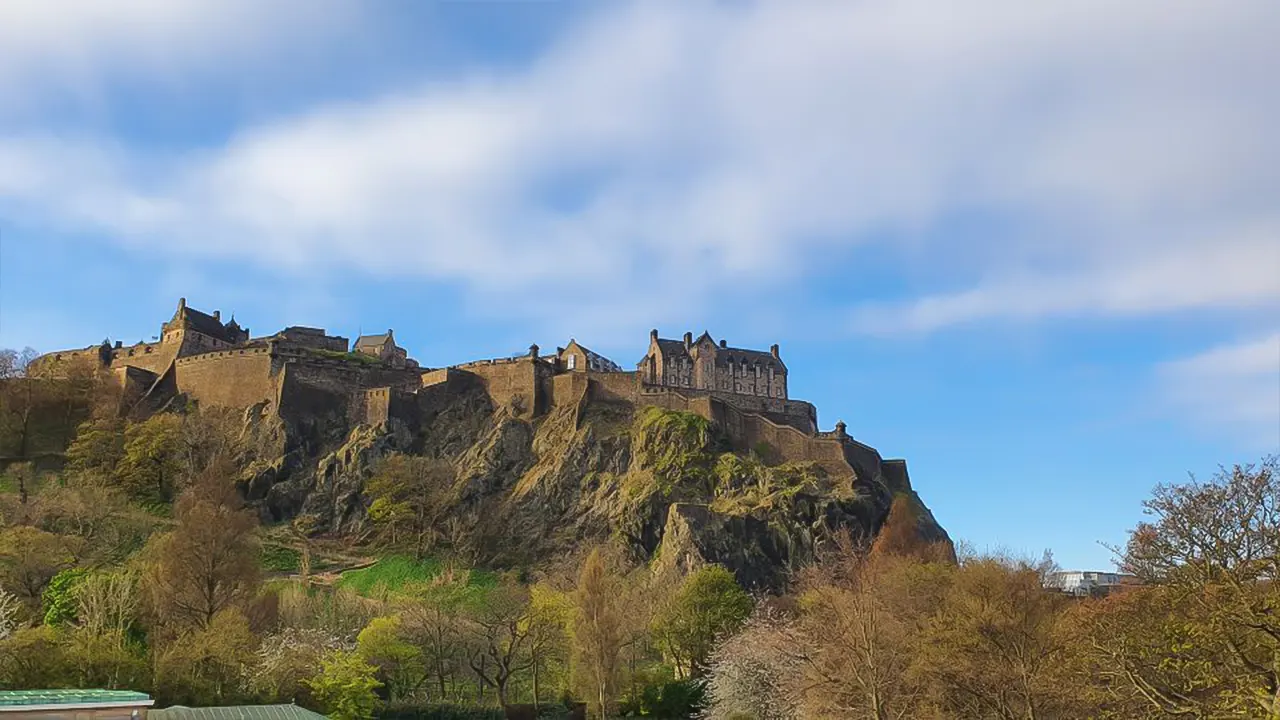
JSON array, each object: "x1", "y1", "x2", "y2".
[
  {"x1": 308, "y1": 650, "x2": 383, "y2": 720},
  {"x1": 653, "y1": 566, "x2": 752, "y2": 678},
  {"x1": 0, "y1": 624, "x2": 73, "y2": 689},
  {"x1": 154, "y1": 608, "x2": 259, "y2": 706},
  {"x1": 117, "y1": 413, "x2": 185, "y2": 502},
  {"x1": 357, "y1": 615, "x2": 425, "y2": 702},
  {"x1": 41, "y1": 568, "x2": 87, "y2": 626},
  {"x1": 528, "y1": 582, "x2": 573, "y2": 708},
  {"x1": 65, "y1": 627, "x2": 149, "y2": 691},
  {"x1": 619, "y1": 677, "x2": 709, "y2": 718},
  {"x1": 364, "y1": 455, "x2": 454, "y2": 558},
  {"x1": 65, "y1": 416, "x2": 125, "y2": 480}
]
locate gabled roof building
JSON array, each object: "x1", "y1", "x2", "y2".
[{"x1": 638, "y1": 329, "x2": 787, "y2": 400}]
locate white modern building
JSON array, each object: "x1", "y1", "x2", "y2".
[{"x1": 1046, "y1": 570, "x2": 1138, "y2": 596}]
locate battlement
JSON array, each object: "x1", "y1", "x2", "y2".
[
  {"x1": 29, "y1": 301, "x2": 859, "y2": 460},
  {"x1": 175, "y1": 346, "x2": 273, "y2": 365}
]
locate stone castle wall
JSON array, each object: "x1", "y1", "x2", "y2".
[
  {"x1": 718, "y1": 400, "x2": 851, "y2": 477},
  {"x1": 548, "y1": 372, "x2": 590, "y2": 411},
  {"x1": 588, "y1": 371, "x2": 639, "y2": 404},
  {"x1": 28, "y1": 310, "x2": 897, "y2": 493},
  {"x1": 174, "y1": 348, "x2": 276, "y2": 409},
  {"x1": 107, "y1": 342, "x2": 172, "y2": 375},
  {"x1": 457, "y1": 357, "x2": 548, "y2": 418}
]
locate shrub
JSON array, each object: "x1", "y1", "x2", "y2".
[{"x1": 261, "y1": 544, "x2": 302, "y2": 573}]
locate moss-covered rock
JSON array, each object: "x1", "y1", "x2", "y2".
[{"x1": 242, "y1": 381, "x2": 950, "y2": 589}]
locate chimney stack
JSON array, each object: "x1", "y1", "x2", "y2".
[
  {"x1": 213, "y1": 310, "x2": 221, "y2": 322},
  {"x1": 529, "y1": 343, "x2": 540, "y2": 358},
  {"x1": 719, "y1": 339, "x2": 727, "y2": 348},
  {"x1": 770, "y1": 343, "x2": 780, "y2": 359},
  {"x1": 683, "y1": 332, "x2": 692, "y2": 350},
  {"x1": 650, "y1": 328, "x2": 658, "y2": 342}
]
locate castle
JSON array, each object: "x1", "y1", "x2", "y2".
[{"x1": 33, "y1": 299, "x2": 910, "y2": 487}]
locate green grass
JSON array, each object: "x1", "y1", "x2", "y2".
[
  {"x1": 260, "y1": 544, "x2": 302, "y2": 572},
  {"x1": 336, "y1": 555, "x2": 499, "y2": 609}
]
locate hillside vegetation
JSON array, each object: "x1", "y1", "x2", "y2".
[{"x1": 6, "y1": 349, "x2": 1275, "y2": 718}]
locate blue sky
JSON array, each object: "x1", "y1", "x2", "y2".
[{"x1": 1, "y1": 0, "x2": 1277, "y2": 570}]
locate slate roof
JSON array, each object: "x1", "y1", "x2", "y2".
[
  {"x1": 182, "y1": 307, "x2": 233, "y2": 340},
  {"x1": 718, "y1": 346, "x2": 780, "y2": 367},
  {"x1": 0, "y1": 690, "x2": 152, "y2": 709},
  {"x1": 656, "y1": 339, "x2": 690, "y2": 358},
  {"x1": 354, "y1": 332, "x2": 392, "y2": 349},
  {"x1": 149, "y1": 705, "x2": 326, "y2": 720},
  {"x1": 650, "y1": 335, "x2": 784, "y2": 370},
  {"x1": 565, "y1": 340, "x2": 622, "y2": 372}
]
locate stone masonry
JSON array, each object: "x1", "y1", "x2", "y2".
[{"x1": 32, "y1": 300, "x2": 892, "y2": 481}]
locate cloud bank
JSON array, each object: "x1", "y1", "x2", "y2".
[
  {"x1": 1159, "y1": 334, "x2": 1280, "y2": 448},
  {"x1": 1, "y1": 0, "x2": 1277, "y2": 442},
  {"x1": 2, "y1": 1, "x2": 1276, "y2": 319}
]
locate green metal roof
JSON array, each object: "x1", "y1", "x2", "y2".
[
  {"x1": 0, "y1": 690, "x2": 152, "y2": 707},
  {"x1": 150, "y1": 706, "x2": 326, "y2": 720}
]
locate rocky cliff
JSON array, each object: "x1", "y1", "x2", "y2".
[{"x1": 234, "y1": 376, "x2": 950, "y2": 590}]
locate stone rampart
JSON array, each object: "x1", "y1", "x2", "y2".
[
  {"x1": 421, "y1": 368, "x2": 463, "y2": 388},
  {"x1": 360, "y1": 387, "x2": 416, "y2": 427},
  {"x1": 549, "y1": 372, "x2": 589, "y2": 412},
  {"x1": 174, "y1": 349, "x2": 275, "y2": 409},
  {"x1": 459, "y1": 357, "x2": 547, "y2": 418},
  {"x1": 277, "y1": 361, "x2": 353, "y2": 425},
  {"x1": 717, "y1": 401, "x2": 853, "y2": 478},
  {"x1": 107, "y1": 342, "x2": 171, "y2": 375},
  {"x1": 635, "y1": 387, "x2": 718, "y2": 422},
  {"x1": 588, "y1": 371, "x2": 639, "y2": 404}
]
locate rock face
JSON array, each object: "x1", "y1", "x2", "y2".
[{"x1": 233, "y1": 380, "x2": 951, "y2": 591}]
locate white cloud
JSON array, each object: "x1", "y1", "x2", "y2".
[
  {"x1": 0, "y1": 0, "x2": 1277, "y2": 337},
  {"x1": 850, "y1": 226, "x2": 1280, "y2": 334},
  {"x1": 1159, "y1": 334, "x2": 1280, "y2": 449},
  {"x1": 0, "y1": 0, "x2": 362, "y2": 114}
]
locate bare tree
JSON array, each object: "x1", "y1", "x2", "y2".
[
  {"x1": 144, "y1": 457, "x2": 261, "y2": 633},
  {"x1": 463, "y1": 581, "x2": 539, "y2": 709}
]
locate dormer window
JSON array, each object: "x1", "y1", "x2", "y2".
[{"x1": 567, "y1": 354, "x2": 577, "y2": 370}]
